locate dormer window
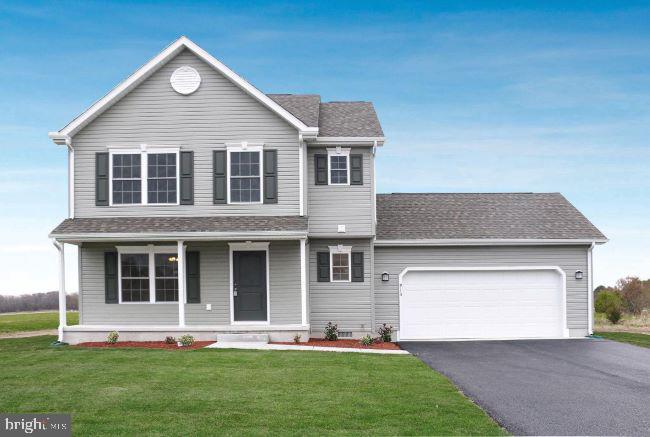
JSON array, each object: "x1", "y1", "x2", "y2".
[{"x1": 327, "y1": 147, "x2": 350, "y2": 185}]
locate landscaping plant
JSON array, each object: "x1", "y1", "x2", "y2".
[
  {"x1": 360, "y1": 335, "x2": 373, "y2": 346},
  {"x1": 106, "y1": 331, "x2": 119, "y2": 344},
  {"x1": 324, "y1": 322, "x2": 339, "y2": 341},
  {"x1": 164, "y1": 336, "x2": 176, "y2": 345},
  {"x1": 293, "y1": 334, "x2": 301, "y2": 344},
  {"x1": 378, "y1": 323, "x2": 393, "y2": 342},
  {"x1": 178, "y1": 334, "x2": 195, "y2": 347}
]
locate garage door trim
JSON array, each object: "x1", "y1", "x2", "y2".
[{"x1": 397, "y1": 266, "x2": 569, "y2": 341}]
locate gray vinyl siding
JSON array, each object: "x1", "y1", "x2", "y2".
[
  {"x1": 309, "y1": 238, "x2": 372, "y2": 335},
  {"x1": 374, "y1": 245, "x2": 590, "y2": 333},
  {"x1": 307, "y1": 148, "x2": 374, "y2": 237},
  {"x1": 79, "y1": 241, "x2": 301, "y2": 326},
  {"x1": 72, "y1": 49, "x2": 300, "y2": 217}
]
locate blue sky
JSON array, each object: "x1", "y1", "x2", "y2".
[{"x1": 0, "y1": 0, "x2": 649, "y2": 294}]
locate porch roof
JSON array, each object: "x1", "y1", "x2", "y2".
[{"x1": 50, "y1": 215, "x2": 308, "y2": 242}]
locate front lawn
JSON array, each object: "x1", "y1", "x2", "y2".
[
  {"x1": 0, "y1": 311, "x2": 79, "y2": 333},
  {"x1": 0, "y1": 336, "x2": 504, "y2": 435},
  {"x1": 595, "y1": 331, "x2": 650, "y2": 348}
]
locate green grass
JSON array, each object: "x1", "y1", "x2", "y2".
[
  {"x1": 0, "y1": 336, "x2": 505, "y2": 436},
  {"x1": 0, "y1": 311, "x2": 79, "y2": 333},
  {"x1": 595, "y1": 331, "x2": 650, "y2": 348}
]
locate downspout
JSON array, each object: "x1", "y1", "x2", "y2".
[
  {"x1": 53, "y1": 240, "x2": 67, "y2": 342},
  {"x1": 64, "y1": 137, "x2": 74, "y2": 219},
  {"x1": 298, "y1": 133, "x2": 304, "y2": 216},
  {"x1": 588, "y1": 242, "x2": 595, "y2": 335}
]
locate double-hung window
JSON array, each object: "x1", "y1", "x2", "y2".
[
  {"x1": 117, "y1": 246, "x2": 179, "y2": 303},
  {"x1": 227, "y1": 144, "x2": 263, "y2": 204},
  {"x1": 110, "y1": 147, "x2": 179, "y2": 205},
  {"x1": 329, "y1": 245, "x2": 351, "y2": 282},
  {"x1": 327, "y1": 148, "x2": 350, "y2": 185}
]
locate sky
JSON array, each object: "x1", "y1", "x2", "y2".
[{"x1": 0, "y1": 0, "x2": 649, "y2": 294}]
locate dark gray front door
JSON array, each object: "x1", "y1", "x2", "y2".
[{"x1": 233, "y1": 250, "x2": 267, "y2": 322}]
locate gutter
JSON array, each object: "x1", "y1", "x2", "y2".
[{"x1": 375, "y1": 238, "x2": 608, "y2": 247}]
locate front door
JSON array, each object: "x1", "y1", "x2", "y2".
[{"x1": 233, "y1": 251, "x2": 267, "y2": 322}]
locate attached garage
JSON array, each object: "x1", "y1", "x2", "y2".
[{"x1": 398, "y1": 267, "x2": 567, "y2": 340}]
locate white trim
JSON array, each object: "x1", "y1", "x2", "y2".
[
  {"x1": 49, "y1": 36, "x2": 317, "y2": 140},
  {"x1": 64, "y1": 324, "x2": 308, "y2": 332},
  {"x1": 177, "y1": 240, "x2": 186, "y2": 326},
  {"x1": 588, "y1": 242, "x2": 594, "y2": 335},
  {"x1": 50, "y1": 231, "x2": 308, "y2": 243},
  {"x1": 308, "y1": 137, "x2": 385, "y2": 145},
  {"x1": 68, "y1": 143, "x2": 74, "y2": 218},
  {"x1": 299, "y1": 136, "x2": 304, "y2": 216},
  {"x1": 375, "y1": 238, "x2": 608, "y2": 247},
  {"x1": 108, "y1": 147, "x2": 181, "y2": 207},
  {"x1": 300, "y1": 239, "x2": 307, "y2": 325},
  {"x1": 116, "y1": 244, "x2": 181, "y2": 304},
  {"x1": 329, "y1": 245, "x2": 352, "y2": 282},
  {"x1": 327, "y1": 147, "x2": 350, "y2": 186},
  {"x1": 228, "y1": 242, "x2": 271, "y2": 325},
  {"x1": 53, "y1": 241, "x2": 66, "y2": 342},
  {"x1": 397, "y1": 266, "x2": 570, "y2": 339},
  {"x1": 226, "y1": 144, "x2": 264, "y2": 205}
]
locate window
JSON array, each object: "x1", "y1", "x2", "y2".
[
  {"x1": 117, "y1": 246, "x2": 179, "y2": 303},
  {"x1": 327, "y1": 148, "x2": 350, "y2": 185},
  {"x1": 329, "y1": 245, "x2": 351, "y2": 282},
  {"x1": 228, "y1": 148, "x2": 262, "y2": 203},
  {"x1": 147, "y1": 153, "x2": 177, "y2": 204},
  {"x1": 109, "y1": 148, "x2": 179, "y2": 205}
]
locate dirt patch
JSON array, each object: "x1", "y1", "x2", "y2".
[
  {"x1": 271, "y1": 338, "x2": 401, "y2": 350},
  {"x1": 0, "y1": 329, "x2": 57, "y2": 339},
  {"x1": 75, "y1": 341, "x2": 213, "y2": 350}
]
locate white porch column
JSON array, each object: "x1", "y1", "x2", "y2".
[
  {"x1": 53, "y1": 241, "x2": 66, "y2": 342},
  {"x1": 177, "y1": 240, "x2": 186, "y2": 326},
  {"x1": 300, "y1": 238, "x2": 307, "y2": 326}
]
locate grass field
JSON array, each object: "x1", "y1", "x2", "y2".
[
  {"x1": 594, "y1": 311, "x2": 649, "y2": 333},
  {"x1": 594, "y1": 331, "x2": 650, "y2": 348},
  {"x1": 0, "y1": 311, "x2": 79, "y2": 333},
  {"x1": 0, "y1": 336, "x2": 505, "y2": 436}
]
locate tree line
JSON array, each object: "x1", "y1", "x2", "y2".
[
  {"x1": 594, "y1": 277, "x2": 650, "y2": 323},
  {"x1": 0, "y1": 292, "x2": 79, "y2": 313}
]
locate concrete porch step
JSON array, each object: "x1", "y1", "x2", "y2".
[{"x1": 217, "y1": 333, "x2": 269, "y2": 343}]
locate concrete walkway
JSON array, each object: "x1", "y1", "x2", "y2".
[
  {"x1": 0, "y1": 329, "x2": 57, "y2": 339},
  {"x1": 205, "y1": 341, "x2": 409, "y2": 354}
]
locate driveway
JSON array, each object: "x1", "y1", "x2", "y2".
[{"x1": 401, "y1": 339, "x2": 650, "y2": 436}]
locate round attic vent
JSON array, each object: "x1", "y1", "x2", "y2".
[{"x1": 170, "y1": 66, "x2": 201, "y2": 95}]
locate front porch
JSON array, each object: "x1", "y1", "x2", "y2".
[{"x1": 50, "y1": 216, "x2": 309, "y2": 345}]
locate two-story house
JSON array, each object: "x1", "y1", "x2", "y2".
[{"x1": 49, "y1": 37, "x2": 606, "y2": 344}]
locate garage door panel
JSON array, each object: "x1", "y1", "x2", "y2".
[{"x1": 400, "y1": 269, "x2": 565, "y2": 340}]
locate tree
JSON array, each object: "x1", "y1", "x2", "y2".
[{"x1": 616, "y1": 277, "x2": 650, "y2": 315}]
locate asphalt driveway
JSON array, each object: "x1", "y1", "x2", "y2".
[{"x1": 401, "y1": 338, "x2": 650, "y2": 436}]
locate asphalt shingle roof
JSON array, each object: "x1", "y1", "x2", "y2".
[
  {"x1": 267, "y1": 94, "x2": 383, "y2": 137},
  {"x1": 376, "y1": 193, "x2": 607, "y2": 241},
  {"x1": 51, "y1": 216, "x2": 308, "y2": 236}
]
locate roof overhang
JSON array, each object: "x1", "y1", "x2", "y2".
[
  {"x1": 307, "y1": 136, "x2": 385, "y2": 146},
  {"x1": 374, "y1": 238, "x2": 608, "y2": 247},
  {"x1": 48, "y1": 36, "x2": 318, "y2": 143},
  {"x1": 50, "y1": 230, "x2": 308, "y2": 244}
]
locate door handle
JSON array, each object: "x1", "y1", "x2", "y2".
[{"x1": 233, "y1": 284, "x2": 238, "y2": 296}]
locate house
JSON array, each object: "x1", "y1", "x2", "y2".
[{"x1": 48, "y1": 37, "x2": 607, "y2": 344}]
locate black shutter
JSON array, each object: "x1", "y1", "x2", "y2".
[
  {"x1": 350, "y1": 154, "x2": 363, "y2": 185},
  {"x1": 213, "y1": 150, "x2": 227, "y2": 204},
  {"x1": 314, "y1": 154, "x2": 328, "y2": 185},
  {"x1": 104, "y1": 252, "x2": 118, "y2": 303},
  {"x1": 317, "y1": 252, "x2": 330, "y2": 282},
  {"x1": 186, "y1": 251, "x2": 200, "y2": 303},
  {"x1": 263, "y1": 150, "x2": 278, "y2": 204},
  {"x1": 179, "y1": 151, "x2": 194, "y2": 205},
  {"x1": 351, "y1": 252, "x2": 364, "y2": 282},
  {"x1": 96, "y1": 152, "x2": 109, "y2": 206}
]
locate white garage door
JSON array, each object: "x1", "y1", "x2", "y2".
[{"x1": 399, "y1": 268, "x2": 566, "y2": 340}]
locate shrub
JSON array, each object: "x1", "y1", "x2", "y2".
[
  {"x1": 178, "y1": 334, "x2": 195, "y2": 347},
  {"x1": 293, "y1": 334, "x2": 302, "y2": 344},
  {"x1": 360, "y1": 335, "x2": 373, "y2": 346},
  {"x1": 595, "y1": 291, "x2": 623, "y2": 314},
  {"x1": 164, "y1": 336, "x2": 176, "y2": 345},
  {"x1": 106, "y1": 331, "x2": 119, "y2": 344},
  {"x1": 378, "y1": 323, "x2": 393, "y2": 342},
  {"x1": 324, "y1": 322, "x2": 338, "y2": 341},
  {"x1": 606, "y1": 307, "x2": 622, "y2": 324}
]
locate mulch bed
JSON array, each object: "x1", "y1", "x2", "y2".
[
  {"x1": 271, "y1": 338, "x2": 401, "y2": 350},
  {"x1": 75, "y1": 341, "x2": 213, "y2": 350}
]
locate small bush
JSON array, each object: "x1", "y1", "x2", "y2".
[
  {"x1": 324, "y1": 322, "x2": 339, "y2": 341},
  {"x1": 360, "y1": 335, "x2": 373, "y2": 346},
  {"x1": 293, "y1": 334, "x2": 302, "y2": 344},
  {"x1": 164, "y1": 336, "x2": 176, "y2": 344},
  {"x1": 595, "y1": 291, "x2": 623, "y2": 314},
  {"x1": 606, "y1": 307, "x2": 622, "y2": 324},
  {"x1": 106, "y1": 331, "x2": 119, "y2": 344},
  {"x1": 378, "y1": 323, "x2": 393, "y2": 342},
  {"x1": 178, "y1": 334, "x2": 195, "y2": 347}
]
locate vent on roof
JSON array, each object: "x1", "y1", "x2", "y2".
[{"x1": 170, "y1": 66, "x2": 201, "y2": 95}]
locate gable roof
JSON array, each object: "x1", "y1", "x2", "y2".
[
  {"x1": 268, "y1": 95, "x2": 384, "y2": 138},
  {"x1": 376, "y1": 193, "x2": 607, "y2": 243},
  {"x1": 49, "y1": 37, "x2": 318, "y2": 144}
]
